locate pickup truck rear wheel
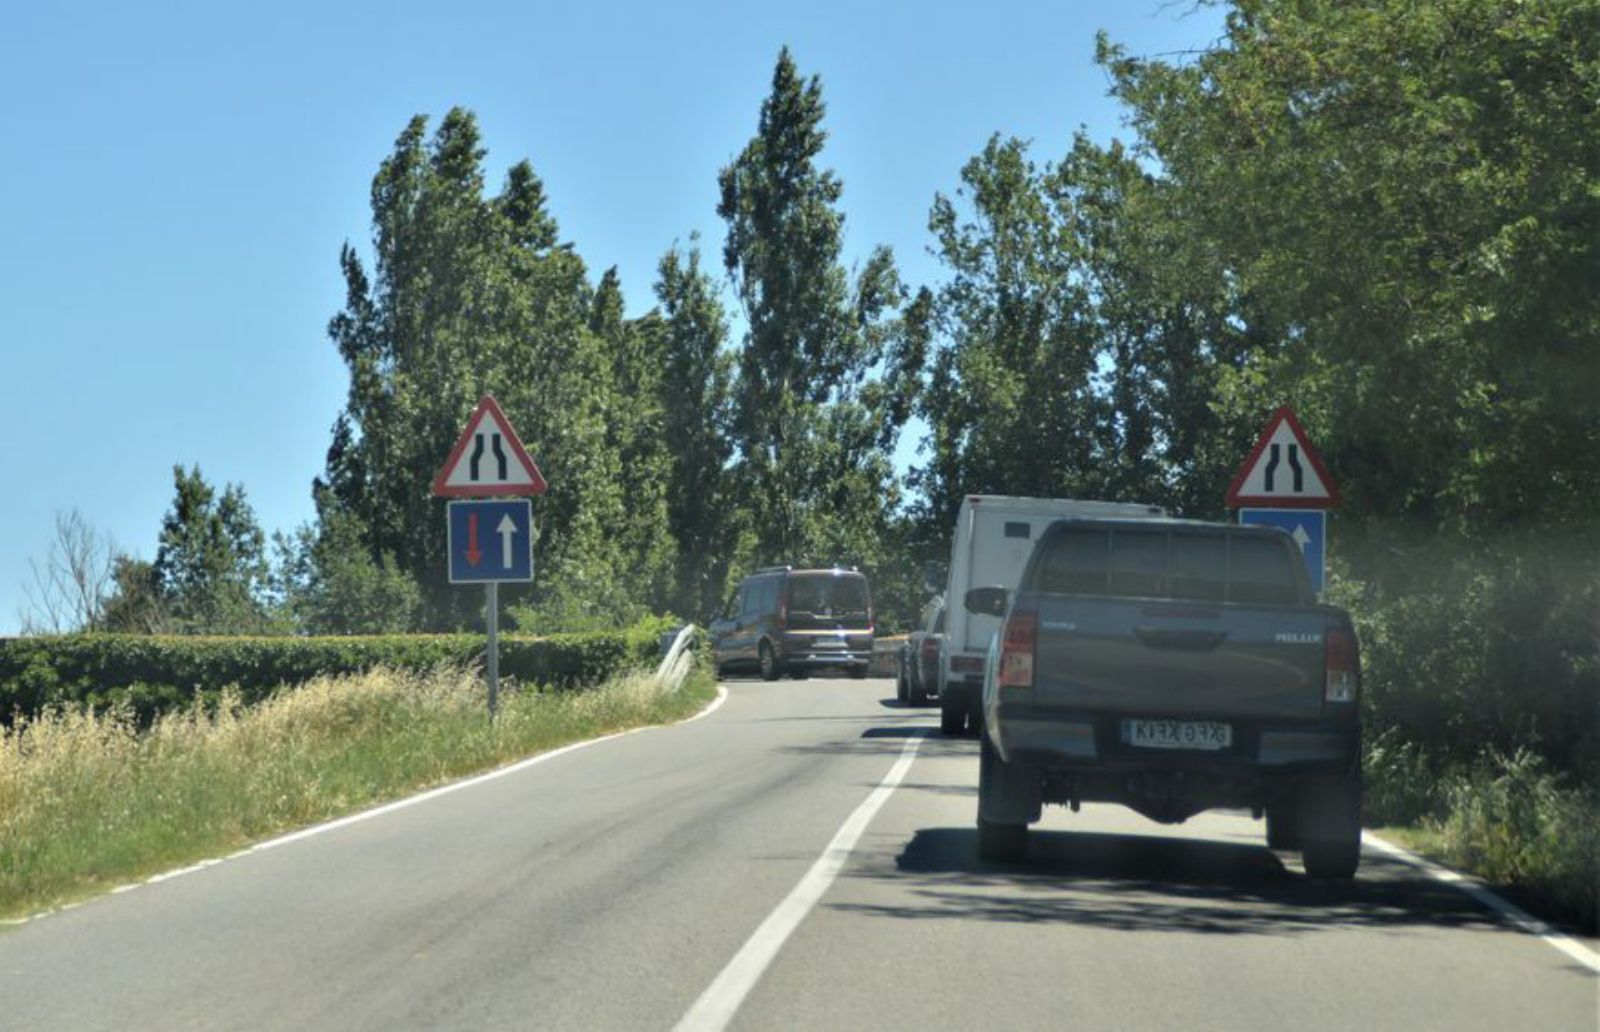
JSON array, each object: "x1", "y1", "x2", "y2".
[{"x1": 1298, "y1": 775, "x2": 1362, "y2": 880}]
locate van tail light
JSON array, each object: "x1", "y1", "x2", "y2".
[
  {"x1": 999, "y1": 610, "x2": 1038, "y2": 689},
  {"x1": 1325, "y1": 626, "x2": 1360, "y2": 704}
]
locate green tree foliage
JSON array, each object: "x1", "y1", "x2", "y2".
[
  {"x1": 273, "y1": 493, "x2": 422, "y2": 635},
  {"x1": 915, "y1": 134, "x2": 1244, "y2": 528},
  {"x1": 100, "y1": 557, "x2": 169, "y2": 635},
  {"x1": 151, "y1": 465, "x2": 270, "y2": 634},
  {"x1": 717, "y1": 48, "x2": 910, "y2": 570},
  {"x1": 587, "y1": 268, "x2": 676, "y2": 619},
  {"x1": 1101, "y1": 0, "x2": 1599, "y2": 533},
  {"x1": 324, "y1": 109, "x2": 656, "y2": 629},
  {"x1": 654, "y1": 241, "x2": 739, "y2": 621},
  {"x1": 1096, "y1": 0, "x2": 1599, "y2": 772}
]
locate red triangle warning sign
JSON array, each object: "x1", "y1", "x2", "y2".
[
  {"x1": 432, "y1": 395, "x2": 547, "y2": 497},
  {"x1": 1225, "y1": 407, "x2": 1340, "y2": 509}
]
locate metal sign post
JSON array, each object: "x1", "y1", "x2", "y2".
[
  {"x1": 486, "y1": 582, "x2": 500, "y2": 717},
  {"x1": 434, "y1": 395, "x2": 547, "y2": 720}
]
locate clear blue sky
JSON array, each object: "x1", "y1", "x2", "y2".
[{"x1": 0, "y1": 1, "x2": 1227, "y2": 634}]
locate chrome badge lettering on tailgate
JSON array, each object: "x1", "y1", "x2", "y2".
[{"x1": 1275, "y1": 632, "x2": 1321, "y2": 644}]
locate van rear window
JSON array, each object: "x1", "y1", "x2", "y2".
[
  {"x1": 786, "y1": 574, "x2": 870, "y2": 616},
  {"x1": 1031, "y1": 528, "x2": 1302, "y2": 605}
]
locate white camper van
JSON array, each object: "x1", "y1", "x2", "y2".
[{"x1": 938, "y1": 495, "x2": 1166, "y2": 735}]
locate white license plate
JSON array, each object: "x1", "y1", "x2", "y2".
[{"x1": 1126, "y1": 719, "x2": 1232, "y2": 750}]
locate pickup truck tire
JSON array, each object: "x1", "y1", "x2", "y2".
[
  {"x1": 896, "y1": 662, "x2": 908, "y2": 701},
  {"x1": 1265, "y1": 804, "x2": 1300, "y2": 850},
  {"x1": 1298, "y1": 775, "x2": 1362, "y2": 880},
  {"x1": 978, "y1": 733, "x2": 1043, "y2": 826},
  {"x1": 940, "y1": 697, "x2": 966, "y2": 735},
  {"x1": 908, "y1": 679, "x2": 928, "y2": 706},
  {"x1": 977, "y1": 819, "x2": 1028, "y2": 863},
  {"x1": 758, "y1": 640, "x2": 780, "y2": 681}
]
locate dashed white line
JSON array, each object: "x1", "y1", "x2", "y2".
[{"x1": 675, "y1": 729, "x2": 928, "y2": 1032}]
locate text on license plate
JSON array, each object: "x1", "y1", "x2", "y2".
[{"x1": 1125, "y1": 719, "x2": 1232, "y2": 750}]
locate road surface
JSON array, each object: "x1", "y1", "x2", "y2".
[{"x1": 2, "y1": 676, "x2": 1595, "y2": 1030}]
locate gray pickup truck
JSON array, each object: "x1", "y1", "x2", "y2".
[{"x1": 970, "y1": 517, "x2": 1363, "y2": 878}]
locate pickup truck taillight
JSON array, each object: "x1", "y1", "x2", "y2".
[
  {"x1": 1325, "y1": 626, "x2": 1360, "y2": 704},
  {"x1": 920, "y1": 638, "x2": 940, "y2": 663},
  {"x1": 999, "y1": 610, "x2": 1038, "y2": 689}
]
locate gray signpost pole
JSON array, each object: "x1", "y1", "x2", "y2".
[
  {"x1": 435, "y1": 397, "x2": 545, "y2": 724},
  {"x1": 486, "y1": 581, "x2": 500, "y2": 718}
]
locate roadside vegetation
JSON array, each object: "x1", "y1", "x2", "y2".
[
  {"x1": 1366, "y1": 734, "x2": 1599, "y2": 933},
  {"x1": 13, "y1": 0, "x2": 1595, "y2": 934},
  {"x1": 0, "y1": 663, "x2": 716, "y2": 923}
]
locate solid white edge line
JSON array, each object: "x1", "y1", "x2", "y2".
[
  {"x1": 675, "y1": 729, "x2": 929, "y2": 1032},
  {"x1": 6, "y1": 682, "x2": 731, "y2": 927},
  {"x1": 1363, "y1": 831, "x2": 1599, "y2": 975}
]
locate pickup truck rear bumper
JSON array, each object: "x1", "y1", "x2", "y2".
[
  {"x1": 988, "y1": 706, "x2": 1358, "y2": 825},
  {"x1": 993, "y1": 707, "x2": 1358, "y2": 772}
]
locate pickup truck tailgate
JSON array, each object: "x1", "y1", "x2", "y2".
[{"x1": 1032, "y1": 597, "x2": 1328, "y2": 722}]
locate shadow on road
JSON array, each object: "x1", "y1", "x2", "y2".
[
  {"x1": 780, "y1": 727, "x2": 976, "y2": 762},
  {"x1": 833, "y1": 826, "x2": 1510, "y2": 938}
]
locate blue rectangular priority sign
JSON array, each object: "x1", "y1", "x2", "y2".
[
  {"x1": 1239, "y1": 508, "x2": 1326, "y2": 594},
  {"x1": 448, "y1": 499, "x2": 533, "y2": 584}
]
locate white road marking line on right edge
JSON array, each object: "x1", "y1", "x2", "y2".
[
  {"x1": 675, "y1": 728, "x2": 928, "y2": 1032},
  {"x1": 1363, "y1": 831, "x2": 1599, "y2": 975}
]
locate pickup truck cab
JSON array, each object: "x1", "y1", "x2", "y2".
[{"x1": 971, "y1": 517, "x2": 1363, "y2": 878}]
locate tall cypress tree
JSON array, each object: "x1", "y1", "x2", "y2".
[
  {"x1": 655, "y1": 241, "x2": 738, "y2": 620},
  {"x1": 717, "y1": 48, "x2": 908, "y2": 568}
]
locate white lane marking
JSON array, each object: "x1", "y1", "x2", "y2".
[
  {"x1": 6, "y1": 683, "x2": 730, "y2": 926},
  {"x1": 675, "y1": 729, "x2": 928, "y2": 1032},
  {"x1": 1363, "y1": 831, "x2": 1600, "y2": 975}
]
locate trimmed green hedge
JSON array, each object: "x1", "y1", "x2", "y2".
[{"x1": 0, "y1": 617, "x2": 677, "y2": 724}]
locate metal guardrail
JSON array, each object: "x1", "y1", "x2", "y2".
[{"x1": 655, "y1": 625, "x2": 698, "y2": 691}]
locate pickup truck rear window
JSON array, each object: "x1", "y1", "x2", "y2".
[{"x1": 1031, "y1": 527, "x2": 1302, "y2": 605}]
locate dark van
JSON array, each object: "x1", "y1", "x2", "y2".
[{"x1": 711, "y1": 567, "x2": 874, "y2": 680}]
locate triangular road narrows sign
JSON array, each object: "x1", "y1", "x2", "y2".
[
  {"x1": 432, "y1": 395, "x2": 548, "y2": 497},
  {"x1": 1226, "y1": 406, "x2": 1340, "y2": 509}
]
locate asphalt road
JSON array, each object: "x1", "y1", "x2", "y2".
[{"x1": 3, "y1": 676, "x2": 1595, "y2": 1030}]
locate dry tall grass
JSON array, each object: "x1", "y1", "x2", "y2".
[{"x1": 0, "y1": 664, "x2": 713, "y2": 921}]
